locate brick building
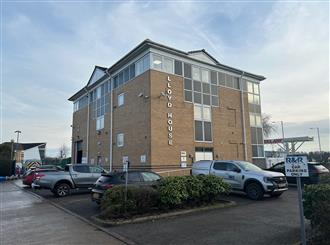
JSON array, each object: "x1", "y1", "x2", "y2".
[{"x1": 69, "y1": 39, "x2": 266, "y2": 174}]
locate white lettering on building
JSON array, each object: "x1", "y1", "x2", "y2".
[{"x1": 167, "y1": 76, "x2": 173, "y2": 145}]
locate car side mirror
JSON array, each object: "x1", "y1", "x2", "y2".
[{"x1": 235, "y1": 168, "x2": 241, "y2": 173}]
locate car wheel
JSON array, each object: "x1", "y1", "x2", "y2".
[
  {"x1": 270, "y1": 192, "x2": 283, "y2": 198},
  {"x1": 246, "y1": 183, "x2": 264, "y2": 200},
  {"x1": 54, "y1": 183, "x2": 70, "y2": 197}
]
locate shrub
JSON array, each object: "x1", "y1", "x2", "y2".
[
  {"x1": 100, "y1": 185, "x2": 159, "y2": 219},
  {"x1": 158, "y1": 175, "x2": 230, "y2": 209},
  {"x1": 319, "y1": 172, "x2": 330, "y2": 184},
  {"x1": 303, "y1": 184, "x2": 330, "y2": 244}
]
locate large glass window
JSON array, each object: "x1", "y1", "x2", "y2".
[
  {"x1": 184, "y1": 78, "x2": 193, "y2": 102},
  {"x1": 184, "y1": 63, "x2": 192, "y2": 78},
  {"x1": 163, "y1": 57, "x2": 174, "y2": 74},
  {"x1": 174, "y1": 60, "x2": 183, "y2": 75},
  {"x1": 192, "y1": 66, "x2": 200, "y2": 81},
  {"x1": 96, "y1": 115, "x2": 104, "y2": 130},
  {"x1": 118, "y1": 93, "x2": 124, "y2": 107},
  {"x1": 152, "y1": 54, "x2": 162, "y2": 70},
  {"x1": 201, "y1": 69, "x2": 209, "y2": 83},
  {"x1": 194, "y1": 105, "x2": 212, "y2": 142},
  {"x1": 117, "y1": 133, "x2": 124, "y2": 147}
]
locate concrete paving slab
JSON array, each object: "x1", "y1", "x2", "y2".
[{"x1": 0, "y1": 181, "x2": 124, "y2": 245}]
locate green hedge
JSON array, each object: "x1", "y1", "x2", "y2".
[
  {"x1": 158, "y1": 175, "x2": 230, "y2": 208},
  {"x1": 100, "y1": 185, "x2": 158, "y2": 219},
  {"x1": 100, "y1": 175, "x2": 230, "y2": 219},
  {"x1": 303, "y1": 184, "x2": 330, "y2": 244}
]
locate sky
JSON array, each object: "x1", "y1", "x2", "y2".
[{"x1": 1, "y1": 0, "x2": 329, "y2": 157}]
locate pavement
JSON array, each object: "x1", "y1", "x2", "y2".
[
  {"x1": 23, "y1": 182, "x2": 307, "y2": 245},
  {"x1": 0, "y1": 181, "x2": 124, "y2": 245}
]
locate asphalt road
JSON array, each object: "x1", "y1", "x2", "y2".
[{"x1": 25, "y1": 185, "x2": 305, "y2": 245}]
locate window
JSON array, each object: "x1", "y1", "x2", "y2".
[
  {"x1": 184, "y1": 91, "x2": 192, "y2": 102},
  {"x1": 152, "y1": 54, "x2": 162, "y2": 70},
  {"x1": 194, "y1": 104, "x2": 202, "y2": 120},
  {"x1": 174, "y1": 60, "x2": 182, "y2": 75},
  {"x1": 211, "y1": 96, "x2": 219, "y2": 106},
  {"x1": 194, "y1": 121, "x2": 203, "y2": 141},
  {"x1": 128, "y1": 172, "x2": 142, "y2": 183},
  {"x1": 201, "y1": 69, "x2": 209, "y2": 83},
  {"x1": 193, "y1": 92, "x2": 202, "y2": 104},
  {"x1": 123, "y1": 67, "x2": 129, "y2": 83},
  {"x1": 193, "y1": 80, "x2": 202, "y2": 92},
  {"x1": 194, "y1": 105, "x2": 212, "y2": 142},
  {"x1": 141, "y1": 172, "x2": 161, "y2": 182},
  {"x1": 96, "y1": 115, "x2": 104, "y2": 130},
  {"x1": 184, "y1": 63, "x2": 192, "y2": 78},
  {"x1": 136, "y1": 54, "x2": 150, "y2": 76},
  {"x1": 89, "y1": 166, "x2": 103, "y2": 173},
  {"x1": 163, "y1": 57, "x2": 174, "y2": 74},
  {"x1": 203, "y1": 94, "x2": 210, "y2": 105},
  {"x1": 117, "y1": 133, "x2": 124, "y2": 147},
  {"x1": 202, "y1": 83, "x2": 210, "y2": 94},
  {"x1": 192, "y1": 66, "x2": 200, "y2": 81},
  {"x1": 218, "y1": 72, "x2": 226, "y2": 86},
  {"x1": 118, "y1": 93, "x2": 124, "y2": 107},
  {"x1": 73, "y1": 165, "x2": 90, "y2": 173},
  {"x1": 233, "y1": 77, "x2": 240, "y2": 89},
  {"x1": 210, "y1": 71, "x2": 217, "y2": 84},
  {"x1": 184, "y1": 78, "x2": 192, "y2": 90},
  {"x1": 184, "y1": 78, "x2": 193, "y2": 102},
  {"x1": 226, "y1": 74, "x2": 233, "y2": 88},
  {"x1": 129, "y1": 63, "x2": 135, "y2": 79},
  {"x1": 213, "y1": 162, "x2": 226, "y2": 171}
]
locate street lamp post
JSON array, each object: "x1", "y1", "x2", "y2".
[
  {"x1": 14, "y1": 130, "x2": 21, "y2": 161},
  {"x1": 272, "y1": 121, "x2": 286, "y2": 153}
]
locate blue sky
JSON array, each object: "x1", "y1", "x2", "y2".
[{"x1": 1, "y1": 1, "x2": 329, "y2": 156}]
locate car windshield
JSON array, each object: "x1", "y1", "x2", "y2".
[{"x1": 236, "y1": 161, "x2": 261, "y2": 171}]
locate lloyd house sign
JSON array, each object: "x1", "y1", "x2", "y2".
[{"x1": 166, "y1": 76, "x2": 173, "y2": 146}]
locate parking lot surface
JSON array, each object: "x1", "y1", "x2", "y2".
[{"x1": 26, "y1": 183, "x2": 305, "y2": 245}]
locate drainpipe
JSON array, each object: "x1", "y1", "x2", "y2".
[
  {"x1": 240, "y1": 71, "x2": 248, "y2": 161},
  {"x1": 105, "y1": 70, "x2": 113, "y2": 172},
  {"x1": 83, "y1": 87, "x2": 90, "y2": 162}
]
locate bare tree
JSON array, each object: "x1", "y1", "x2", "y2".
[
  {"x1": 262, "y1": 113, "x2": 276, "y2": 138},
  {"x1": 58, "y1": 144, "x2": 69, "y2": 159}
]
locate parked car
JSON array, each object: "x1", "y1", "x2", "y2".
[
  {"x1": 32, "y1": 164, "x2": 107, "y2": 197},
  {"x1": 266, "y1": 161, "x2": 329, "y2": 185},
  {"x1": 91, "y1": 170, "x2": 161, "y2": 204},
  {"x1": 191, "y1": 160, "x2": 288, "y2": 200},
  {"x1": 22, "y1": 168, "x2": 60, "y2": 186}
]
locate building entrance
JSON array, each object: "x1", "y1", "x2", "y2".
[{"x1": 195, "y1": 147, "x2": 213, "y2": 161}]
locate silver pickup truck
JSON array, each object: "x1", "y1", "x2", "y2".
[
  {"x1": 192, "y1": 160, "x2": 288, "y2": 200},
  {"x1": 32, "y1": 164, "x2": 107, "y2": 197}
]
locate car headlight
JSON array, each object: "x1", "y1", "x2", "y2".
[{"x1": 263, "y1": 177, "x2": 273, "y2": 183}]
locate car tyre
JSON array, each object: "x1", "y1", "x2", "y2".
[
  {"x1": 54, "y1": 183, "x2": 70, "y2": 197},
  {"x1": 270, "y1": 192, "x2": 283, "y2": 198},
  {"x1": 246, "y1": 182, "x2": 264, "y2": 200}
]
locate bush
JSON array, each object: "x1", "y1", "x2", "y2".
[
  {"x1": 158, "y1": 175, "x2": 230, "y2": 209},
  {"x1": 319, "y1": 173, "x2": 330, "y2": 184},
  {"x1": 303, "y1": 184, "x2": 330, "y2": 244},
  {"x1": 100, "y1": 185, "x2": 159, "y2": 219}
]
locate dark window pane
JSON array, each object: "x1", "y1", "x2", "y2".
[
  {"x1": 202, "y1": 83, "x2": 210, "y2": 94},
  {"x1": 203, "y1": 94, "x2": 211, "y2": 105},
  {"x1": 184, "y1": 90, "x2": 192, "y2": 102},
  {"x1": 257, "y1": 128, "x2": 263, "y2": 144},
  {"x1": 184, "y1": 78, "x2": 192, "y2": 90},
  {"x1": 211, "y1": 71, "x2": 217, "y2": 84},
  {"x1": 218, "y1": 72, "x2": 226, "y2": 86},
  {"x1": 226, "y1": 74, "x2": 233, "y2": 87},
  {"x1": 254, "y1": 105, "x2": 261, "y2": 113},
  {"x1": 251, "y1": 127, "x2": 257, "y2": 144},
  {"x1": 118, "y1": 72, "x2": 123, "y2": 86},
  {"x1": 174, "y1": 60, "x2": 183, "y2": 76},
  {"x1": 213, "y1": 162, "x2": 226, "y2": 170},
  {"x1": 129, "y1": 63, "x2": 135, "y2": 79},
  {"x1": 184, "y1": 63, "x2": 192, "y2": 78},
  {"x1": 258, "y1": 145, "x2": 264, "y2": 157},
  {"x1": 194, "y1": 92, "x2": 202, "y2": 104},
  {"x1": 211, "y1": 96, "x2": 219, "y2": 106},
  {"x1": 204, "y1": 121, "x2": 212, "y2": 141},
  {"x1": 128, "y1": 172, "x2": 141, "y2": 183},
  {"x1": 124, "y1": 67, "x2": 129, "y2": 82},
  {"x1": 211, "y1": 85, "x2": 218, "y2": 96},
  {"x1": 242, "y1": 79, "x2": 248, "y2": 91},
  {"x1": 193, "y1": 80, "x2": 202, "y2": 92},
  {"x1": 252, "y1": 145, "x2": 258, "y2": 157},
  {"x1": 195, "y1": 121, "x2": 203, "y2": 141},
  {"x1": 233, "y1": 77, "x2": 240, "y2": 89},
  {"x1": 114, "y1": 76, "x2": 118, "y2": 88},
  {"x1": 73, "y1": 165, "x2": 90, "y2": 173}
]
